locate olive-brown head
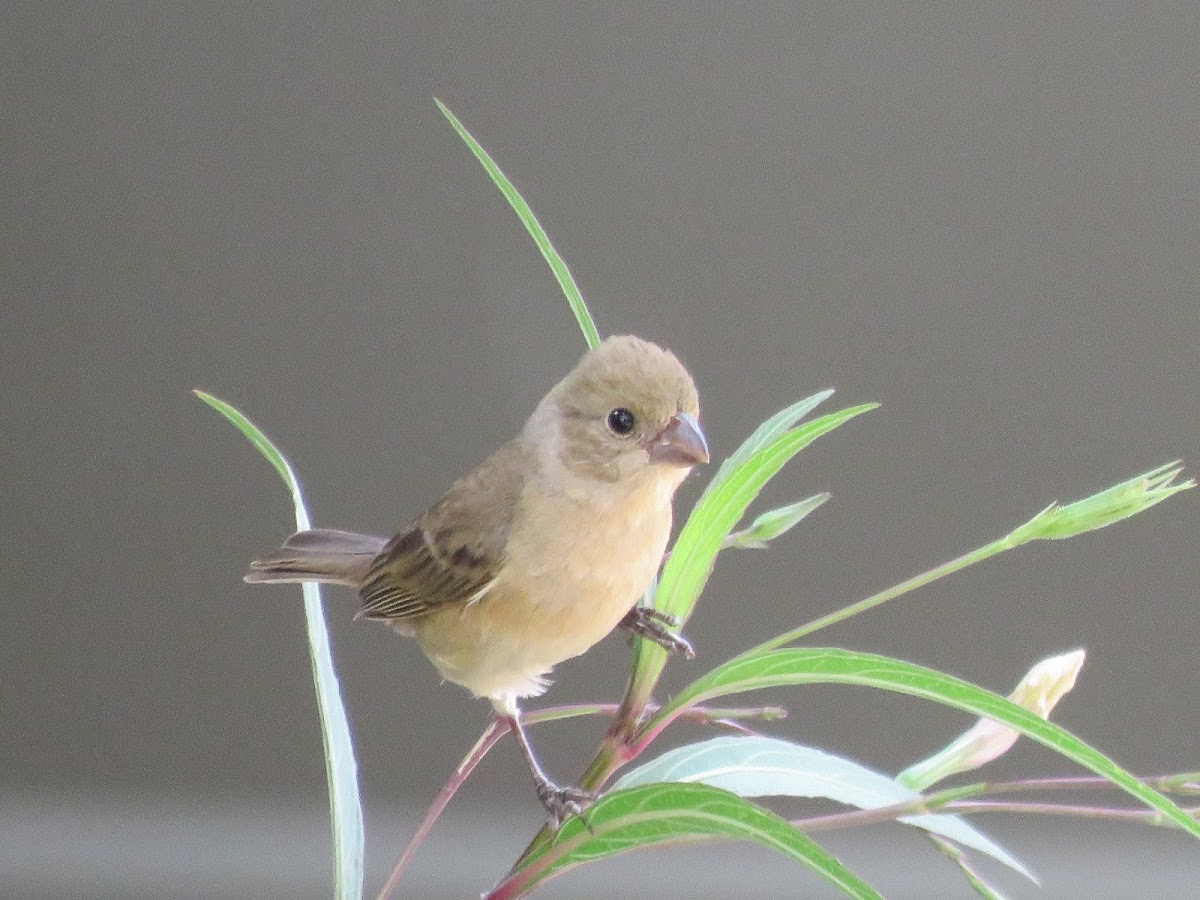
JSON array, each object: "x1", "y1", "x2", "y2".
[{"x1": 537, "y1": 335, "x2": 707, "y2": 484}]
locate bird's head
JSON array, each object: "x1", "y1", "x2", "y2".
[{"x1": 534, "y1": 335, "x2": 708, "y2": 486}]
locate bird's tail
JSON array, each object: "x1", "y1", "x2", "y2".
[{"x1": 244, "y1": 529, "x2": 389, "y2": 587}]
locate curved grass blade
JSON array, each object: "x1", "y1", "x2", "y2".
[
  {"x1": 493, "y1": 782, "x2": 881, "y2": 900},
  {"x1": 435, "y1": 99, "x2": 600, "y2": 350},
  {"x1": 195, "y1": 390, "x2": 364, "y2": 900},
  {"x1": 653, "y1": 647, "x2": 1200, "y2": 840},
  {"x1": 614, "y1": 735, "x2": 1033, "y2": 881}
]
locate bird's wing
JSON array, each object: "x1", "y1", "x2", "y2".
[{"x1": 357, "y1": 438, "x2": 528, "y2": 623}]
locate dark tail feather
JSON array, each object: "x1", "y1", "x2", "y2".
[{"x1": 245, "y1": 529, "x2": 389, "y2": 587}]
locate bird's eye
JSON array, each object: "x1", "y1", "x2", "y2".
[{"x1": 606, "y1": 407, "x2": 636, "y2": 435}]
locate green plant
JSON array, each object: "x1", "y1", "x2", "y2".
[{"x1": 198, "y1": 102, "x2": 1197, "y2": 900}]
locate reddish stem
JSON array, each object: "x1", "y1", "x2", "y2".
[
  {"x1": 946, "y1": 799, "x2": 1200, "y2": 824},
  {"x1": 375, "y1": 717, "x2": 508, "y2": 900}
]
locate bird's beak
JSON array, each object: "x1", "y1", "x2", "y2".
[{"x1": 647, "y1": 412, "x2": 709, "y2": 468}]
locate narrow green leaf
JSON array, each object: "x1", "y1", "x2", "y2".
[
  {"x1": 704, "y1": 389, "x2": 835, "y2": 499},
  {"x1": 435, "y1": 99, "x2": 600, "y2": 350},
  {"x1": 194, "y1": 390, "x2": 293, "y2": 488},
  {"x1": 614, "y1": 736, "x2": 1033, "y2": 881},
  {"x1": 724, "y1": 493, "x2": 831, "y2": 550},
  {"x1": 658, "y1": 648, "x2": 1200, "y2": 840},
  {"x1": 194, "y1": 391, "x2": 364, "y2": 900},
  {"x1": 504, "y1": 783, "x2": 881, "y2": 900},
  {"x1": 624, "y1": 403, "x2": 877, "y2": 702},
  {"x1": 658, "y1": 404, "x2": 876, "y2": 622}
]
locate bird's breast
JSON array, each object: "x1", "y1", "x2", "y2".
[
  {"x1": 508, "y1": 474, "x2": 673, "y2": 618},
  {"x1": 415, "y1": 473, "x2": 674, "y2": 700}
]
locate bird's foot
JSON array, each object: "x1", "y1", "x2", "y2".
[
  {"x1": 620, "y1": 606, "x2": 695, "y2": 658},
  {"x1": 535, "y1": 779, "x2": 597, "y2": 829}
]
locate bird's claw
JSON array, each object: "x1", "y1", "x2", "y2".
[
  {"x1": 536, "y1": 779, "x2": 597, "y2": 829},
  {"x1": 620, "y1": 606, "x2": 695, "y2": 659}
]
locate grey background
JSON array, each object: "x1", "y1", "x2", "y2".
[{"x1": 5, "y1": 2, "x2": 1198, "y2": 898}]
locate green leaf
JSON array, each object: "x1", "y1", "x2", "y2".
[
  {"x1": 614, "y1": 736, "x2": 1034, "y2": 882},
  {"x1": 194, "y1": 391, "x2": 364, "y2": 900},
  {"x1": 435, "y1": 99, "x2": 600, "y2": 350},
  {"x1": 724, "y1": 493, "x2": 831, "y2": 550},
  {"x1": 623, "y1": 403, "x2": 877, "y2": 704},
  {"x1": 194, "y1": 390, "x2": 293, "y2": 488},
  {"x1": 655, "y1": 648, "x2": 1200, "y2": 840},
  {"x1": 1011, "y1": 462, "x2": 1193, "y2": 542},
  {"x1": 656, "y1": 404, "x2": 876, "y2": 625},
  {"x1": 502, "y1": 783, "x2": 881, "y2": 899},
  {"x1": 704, "y1": 390, "x2": 835, "y2": 499}
]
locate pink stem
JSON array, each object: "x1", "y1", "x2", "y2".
[
  {"x1": 946, "y1": 799, "x2": 1200, "y2": 823},
  {"x1": 375, "y1": 700, "x2": 783, "y2": 899},
  {"x1": 375, "y1": 717, "x2": 508, "y2": 900},
  {"x1": 975, "y1": 773, "x2": 1196, "y2": 795}
]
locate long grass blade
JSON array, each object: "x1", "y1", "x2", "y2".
[
  {"x1": 436, "y1": 99, "x2": 601, "y2": 350},
  {"x1": 195, "y1": 390, "x2": 364, "y2": 900}
]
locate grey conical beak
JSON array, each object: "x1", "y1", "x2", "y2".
[{"x1": 648, "y1": 412, "x2": 709, "y2": 468}]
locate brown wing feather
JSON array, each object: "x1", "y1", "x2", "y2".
[{"x1": 357, "y1": 438, "x2": 528, "y2": 623}]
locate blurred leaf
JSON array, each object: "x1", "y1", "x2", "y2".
[
  {"x1": 195, "y1": 390, "x2": 293, "y2": 487},
  {"x1": 652, "y1": 648, "x2": 1200, "y2": 840},
  {"x1": 614, "y1": 736, "x2": 1033, "y2": 881},
  {"x1": 195, "y1": 391, "x2": 364, "y2": 900},
  {"x1": 501, "y1": 782, "x2": 881, "y2": 900},
  {"x1": 436, "y1": 99, "x2": 600, "y2": 350}
]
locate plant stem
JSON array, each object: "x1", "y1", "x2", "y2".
[
  {"x1": 972, "y1": 773, "x2": 1200, "y2": 796},
  {"x1": 509, "y1": 733, "x2": 632, "y2": 870},
  {"x1": 378, "y1": 700, "x2": 782, "y2": 896},
  {"x1": 633, "y1": 533, "x2": 1032, "y2": 744},
  {"x1": 792, "y1": 776, "x2": 1200, "y2": 834},
  {"x1": 523, "y1": 702, "x2": 786, "y2": 727},
  {"x1": 943, "y1": 800, "x2": 1200, "y2": 825},
  {"x1": 375, "y1": 718, "x2": 507, "y2": 900},
  {"x1": 756, "y1": 533, "x2": 1019, "y2": 652}
]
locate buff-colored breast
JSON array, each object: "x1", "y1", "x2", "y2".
[{"x1": 414, "y1": 466, "x2": 676, "y2": 700}]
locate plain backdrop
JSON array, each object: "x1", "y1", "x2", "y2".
[{"x1": 5, "y1": 2, "x2": 1198, "y2": 898}]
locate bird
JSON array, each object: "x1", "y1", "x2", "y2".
[{"x1": 244, "y1": 335, "x2": 709, "y2": 824}]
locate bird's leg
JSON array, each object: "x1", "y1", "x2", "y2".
[
  {"x1": 498, "y1": 700, "x2": 595, "y2": 828},
  {"x1": 619, "y1": 605, "x2": 695, "y2": 659}
]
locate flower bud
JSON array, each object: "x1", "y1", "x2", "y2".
[{"x1": 898, "y1": 649, "x2": 1086, "y2": 791}]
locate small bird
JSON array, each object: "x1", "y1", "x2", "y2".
[{"x1": 245, "y1": 335, "x2": 708, "y2": 823}]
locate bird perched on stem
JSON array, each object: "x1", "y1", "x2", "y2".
[{"x1": 246, "y1": 335, "x2": 708, "y2": 824}]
